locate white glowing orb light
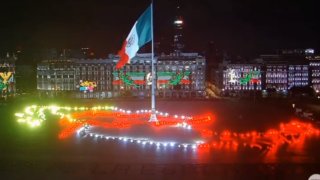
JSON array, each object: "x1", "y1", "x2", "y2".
[
  {"x1": 30, "y1": 120, "x2": 41, "y2": 127},
  {"x1": 182, "y1": 122, "x2": 187, "y2": 127},
  {"x1": 25, "y1": 107, "x2": 33, "y2": 115},
  {"x1": 196, "y1": 141, "x2": 204, "y2": 144},
  {"x1": 174, "y1": 20, "x2": 183, "y2": 25},
  {"x1": 49, "y1": 105, "x2": 60, "y2": 114},
  {"x1": 17, "y1": 119, "x2": 26, "y2": 123},
  {"x1": 76, "y1": 127, "x2": 84, "y2": 134},
  {"x1": 83, "y1": 132, "x2": 204, "y2": 151},
  {"x1": 15, "y1": 113, "x2": 24, "y2": 118}
]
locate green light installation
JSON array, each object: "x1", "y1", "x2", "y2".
[
  {"x1": 114, "y1": 70, "x2": 191, "y2": 86},
  {"x1": 239, "y1": 71, "x2": 260, "y2": 85}
]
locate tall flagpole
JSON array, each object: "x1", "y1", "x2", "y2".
[{"x1": 149, "y1": 1, "x2": 157, "y2": 122}]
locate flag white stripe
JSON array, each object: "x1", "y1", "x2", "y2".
[{"x1": 125, "y1": 22, "x2": 140, "y2": 63}]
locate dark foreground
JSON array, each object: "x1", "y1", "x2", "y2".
[{"x1": 0, "y1": 99, "x2": 320, "y2": 179}]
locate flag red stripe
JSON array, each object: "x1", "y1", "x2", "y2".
[{"x1": 116, "y1": 40, "x2": 129, "y2": 69}]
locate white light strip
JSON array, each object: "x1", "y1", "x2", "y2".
[{"x1": 84, "y1": 131, "x2": 201, "y2": 150}]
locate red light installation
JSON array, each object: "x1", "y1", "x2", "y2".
[
  {"x1": 58, "y1": 110, "x2": 215, "y2": 139},
  {"x1": 55, "y1": 108, "x2": 320, "y2": 156}
]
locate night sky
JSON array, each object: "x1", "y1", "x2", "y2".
[{"x1": 0, "y1": 0, "x2": 319, "y2": 57}]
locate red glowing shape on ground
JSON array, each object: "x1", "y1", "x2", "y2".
[
  {"x1": 57, "y1": 109, "x2": 320, "y2": 155},
  {"x1": 58, "y1": 110, "x2": 215, "y2": 139}
]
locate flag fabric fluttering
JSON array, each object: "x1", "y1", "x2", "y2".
[{"x1": 116, "y1": 5, "x2": 152, "y2": 69}]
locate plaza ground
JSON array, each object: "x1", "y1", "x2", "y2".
[{"x1": 0, "y1": 98, "x2": 319, "y2": 179}]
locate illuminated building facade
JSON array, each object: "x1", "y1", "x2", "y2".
[
  {"x1": 36, "y1": 53, "x2": 206, "y2": 98},
  {"x1": 223, "y1": 64, "x2": 262, "y2": 92},
  {"x1": 37, "y1": 60, "x2": 76, "y2": 92},
  {"x1": 112, "y1": 53, "x2": 206, "y2": 98},
  {"x1": 222, "y1": 62, "x2": 311, "y2": 96},
  {"x1": 0, "y1": 54, "x2": 16, "y2": 96},
  {"x1": 259, "y1": 49, "x2": 312, "y2": 92},
  {"x1": 37, "y1": 59, "x2": 114, "y2": 98},
  {"x1": 74, "y1": 59, "x2": 113, "y2": 98},
  {"x1": 265, "y1": 64, "x2": 288, "y2": 91},
  {"x1": 309, "y1": 56, "x2": 320, "y2": 93},
  {"x1": 288, "y1": 64, "x2": 309, "y2": 89}
]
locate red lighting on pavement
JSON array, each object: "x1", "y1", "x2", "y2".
[
  {"x1": 58, "y1": 110, "x2": 215, "y2": 139},
  {"x1": 55, "y1": 108, "x2": 320, "y2": 155}
]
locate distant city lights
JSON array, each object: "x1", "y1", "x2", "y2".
[{"x1": 305, "y1": 48, "x2": 315, "y2": 54}]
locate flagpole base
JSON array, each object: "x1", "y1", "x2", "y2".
[{"x1": 149, "y1": 113, "x2": 158, "y2": 122}]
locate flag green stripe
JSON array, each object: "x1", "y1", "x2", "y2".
[{"x1": 136, "y1": 5, "x2": 152, "y2": 47}]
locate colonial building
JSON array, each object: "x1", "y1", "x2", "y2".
[
  {"x1": 265, "y1": 63, "x2": 288, "y2": 91},
  {"x1": 223, "y1": 64, "x2": 262, "y2": 92},
  {"x1": 221, "y1": 60, "x2": 312, "y2": 97},
  {"x1": 288, "y1": 64, "x2": 309, "y2": 89},
  {"x1": 37, "y1": 60, "x2": 75, "y2": 91},
  {"x1": 36, "y1": 53, "x2": 206, "y2": 98},
  {"x1": 74, "y1": 59, "x2": 114, "y2": 98},
  {"x1": 309, "y1": 56, "x2": 320, "y2": 93},
  {"x1": 37, "y1": 58, "x2": 114, "y2": 98},
  {"x1": 112, "y1": 53, "x2": 206, "y2": 98},
  {"x1": 0, "y1": 54, "x2": 16, "y2": 97}
]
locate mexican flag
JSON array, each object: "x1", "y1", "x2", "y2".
[{"x1": 116, "y1": 5, "x2": 152, "y2": 69}]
